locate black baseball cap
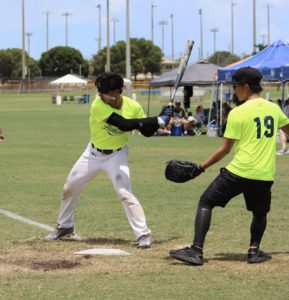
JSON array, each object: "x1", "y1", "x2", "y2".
[
  {"x1": 95, "y1": 71, "x2": 124, "y2": 94},
  {"x1": 232, "y1": 67, "x2": 262, "y2": 85}
]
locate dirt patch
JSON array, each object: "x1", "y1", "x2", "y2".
[
  {"x1": 0, "y1": 257, "x2": 82, "y2": 272},
  {"x1": 26, "y1": 259, "x2": 81, "y2": 271}
]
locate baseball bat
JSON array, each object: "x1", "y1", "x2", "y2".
[{"x1": 170, "y1": 40, "x2": 194, "y2": 103}]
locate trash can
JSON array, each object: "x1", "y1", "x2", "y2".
[
  {"x1": 56, "y1": 95, "x2": 62, "y2": 105},
  {"x1": 75, "y1": 96, "x2": 82, "y2": 104},
  {"x1": 83, "y1": 94, "x2": 90, "y2": 104},
  {"x1": 132, "y1": 93, "x2": 137, "y2": 101},
  {"x1": 207, "y1": 124, "x2": 218, "y2": 137}
]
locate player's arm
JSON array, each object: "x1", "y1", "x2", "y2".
[
  {"x1": 106, "y1": 112, "x2": 167, "y2": 137},
  {"x1": 200, "y1": 137, "x2": 235, "y2": 170},
  {"x1": 280, "y1": 123, "x2": 289, "y2": 136}
]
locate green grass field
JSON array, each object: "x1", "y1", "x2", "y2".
[{"x1": 1, "y1": 92, "x2": 289, "y2": 299}]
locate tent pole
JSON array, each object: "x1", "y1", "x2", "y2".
[
  {"x1": 208, "y1": 83, "x2": 215, "y2": 123},
  {"x1": 219, "y1": 83, "x2": 223, "y2": 132},
  {"x1": 216, "y1": 83, "x2": 220, "y2": 135},
  {"x1": 281, "y1": 80, "x2": 285, "y2": 109},
  {"x1": 147, "y1": 84, "x2": 151, "y2": 117}
]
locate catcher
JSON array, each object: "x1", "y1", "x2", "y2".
[{"x1": 167, "y1": 67, "x2": 289, "y2": 266}]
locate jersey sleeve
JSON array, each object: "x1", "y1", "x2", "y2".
[
  {"x1": 92, "y1": 98, "x2": 114, "y2": 122},
  {"x1": 278, "y1": 109, "x2": 289, "y2": 128}
]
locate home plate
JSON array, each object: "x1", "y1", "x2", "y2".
[{"x1": 73, "y1": 248, "x2": 132, "y2": 256}]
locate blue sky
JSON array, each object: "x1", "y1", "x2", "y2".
[{"x1": 0, "y1": 0, "x2": 288, "y2": 63}]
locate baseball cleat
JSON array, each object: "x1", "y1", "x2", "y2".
[
  {"x1": 247, "y1": 249, "x2": 272, "y2": 264},
  {"x1": 44, "y1": 226, "x2": 74, "y2": 241},
  {"x1": 137, "y1": 234, "x2": 152, "y2": 249},
  {"x1": 169, "y1": 246, "x2": 203, "y2": 266}
]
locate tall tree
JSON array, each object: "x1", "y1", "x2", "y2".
[
  {"x1": 0, "y1": 50, "x2": 14, "y2": 78},
  {"x1": 254, "y1": 44, "x2": 267, "y2": 54},
  {"x1": 0, "y1": 48, "x2": 40, "y2": 78},
  {"x1": 208, "y1": 51, "x2": 240, "y2": 67},
  {"x1": 91, "y1": 38, "x2": 163, "y2": 79},
  {"x1": 132, "y1": 38, "x2": 162, "y2": 75},
  {"x1": 39, "y1": 46, "x2": 89, "y2": 77}
]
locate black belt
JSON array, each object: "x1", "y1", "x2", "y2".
[{"x1": 92, "y1": 143, "x2": 122, "y2": 155}]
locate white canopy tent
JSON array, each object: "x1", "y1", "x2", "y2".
[
  {"x1": 50, "y1": 74, "x2": 89, "y2": 105},
  {"x1": 50, "y1": 74, "x2": 88, "y2": 86}
]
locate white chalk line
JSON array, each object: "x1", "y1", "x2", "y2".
[
  {"x1": 0, "y1": 208, "x2": 54, "y2": 231},
  {"x1": 0, "y1": 209, "x2": 132, "y2": 254}
]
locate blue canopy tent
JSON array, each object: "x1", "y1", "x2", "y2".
[
  {"x1": 214, "y1": 40, "x2": 289, "y2": 136},
  {"x1": 218, "y1": 39, "x2": 289, "y2": 83}
]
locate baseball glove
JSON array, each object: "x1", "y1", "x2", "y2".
[{"x1": 165, "y1": 160, "x2": 205, "y2": 183}]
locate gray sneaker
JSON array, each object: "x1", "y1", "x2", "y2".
[
  {"x1": 137, "y1": 234, "x2": 152, "y2": 248},
  {"x1": 276, "y1": 149, "x2": 289, "y2": 155},
  {"x1": 44, "y1": 226, "x2": 74, "y2": 241}
]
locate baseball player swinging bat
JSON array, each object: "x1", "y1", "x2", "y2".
[{"x1": 170, "y1": 40, "x2": 194, "y2": 103}]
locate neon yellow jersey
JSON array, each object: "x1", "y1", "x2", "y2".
[
  {"x1": 224, "y1": 98, "x2": 289, "y2": 180},
  {"x1": 89, "y1": 95, "x2": 146, "y2": 149}
]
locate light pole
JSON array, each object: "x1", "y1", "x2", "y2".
[
  {"x1": 253, "y1": 0, "x2": 256, "y2": 53},
  {"x1": 106, "y1": 0, "x2": 110, "y2": 71},
  {"x1": 151, "y1": 2, "x2": 157, "y2": 44},
  {"x1": 231, "y1": 1, "x2": 236, "y2": 54},
  {"x1": 43, "y1": 11, "x2": 51, "y2": 51},
  {"x1": 210, "y1": 27, "x2": 219, "y2": 53},
  {"x1": 25, "y1": 32, "x2": 32, "y2": 56},
  {"x1": 96, "y1": 4, "x2": 101, "y2": 52},
  {"x1": 21, "y1": 0, "x2": 26, "y2": 80},
  {"x1": 159, "y1": 20, "x2": 168, "y2": 53},
  {"x1": 126, "y1": 0, "x2": 131, "y2": 80},
  {"x1": 266, "y1": 4, "x2": 272, "y2": 45},
  {"x1": 26, "y1": 32, "x2": 32, "y2": 90},
  {"x1": 169, "y1": 14, "x2": 174, "y2": 60},
  {"x1": 62, "y1": 12, "x2": 72, "y2": 46},
  {"x1": 198, "y1": 9, "x2": 203, "y2": 60},
  {"x1": 111, "y1": 17, "x2": 118, "y2": 44}
]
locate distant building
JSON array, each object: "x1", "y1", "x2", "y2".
[
  {"x1": 161, "y1": 57, "x2": 179, "y2": 73},
  {"x1": 130, "y1": 58, "x2": 178, "y2": 82}
]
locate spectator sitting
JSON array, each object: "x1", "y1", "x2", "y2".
[
  {"x1": 159, "y1": 102, "x2": 174, "y2": 117},
  {"x1": 172, "y1": 99, "x2": 186, "y2": 119},
  {"x1": 167, "y1": 100, "x2": 192, "y2": 135},
  {"x1": 193, "y1": 105, "x2": 206, "y2": 124},
  {"x1": 277, "y1": 98, "x2": 289, "y2": 155},
  {"x1": 156, "y1": 102, "x2": 174, "y2": 135},
  {"x1": 184, "y1": 105, "x2": 207, "y2": 136}
]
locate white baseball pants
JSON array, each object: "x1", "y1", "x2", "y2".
[{"x1": 57, "y1": 143, "x2": 151, "y2": 239}]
